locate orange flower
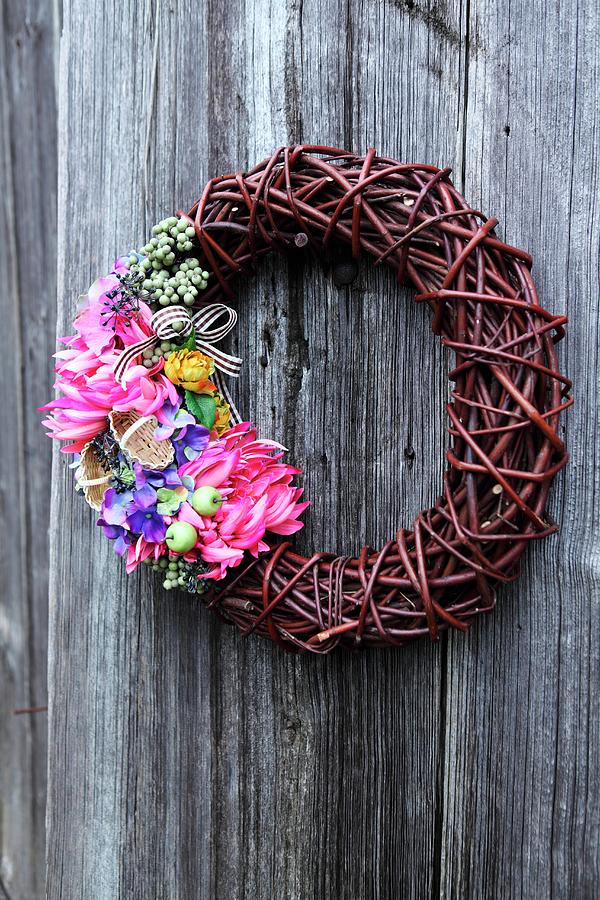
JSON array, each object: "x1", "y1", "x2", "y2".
[
  {"x1": 164, "y1": 349, "x2": 215, "y2": 393},
  {"x1": 213, "y1": 393, "x2": 232, "y2": 435}
]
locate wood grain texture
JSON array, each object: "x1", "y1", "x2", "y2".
[
  {"x1": 442, "y1": 2, "x2": 600, "y2": 896},
  {"x1": 46, "y1": 1, "x2": 599, "y2": 898},
  {"x1": 0, "y1": 1, "x2": 56, "y2": 897}
]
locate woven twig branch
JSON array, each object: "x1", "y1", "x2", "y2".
[{"x1": 181, "y1": 145, "x2": 571, "y2": 652}]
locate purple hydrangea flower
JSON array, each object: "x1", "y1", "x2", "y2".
[
  {"x1": 98, "y1": 489, "x2": 135, "y2": 556},
  {"x1": 101, "y1": 487, "x2": 134, "y2": 526},
  {"x1": 172, "y1": 423, "x2": 210, "y2": 466},
  {"x1": 125, "y1": 483, "x2": 167, "y2": 543},
  {"x1": 154, "y1": 400, "x2": 195, "y2": 441},
  {"x1": 133, "y1": 462, "x2": 182, "y2": 491},
  {"x1": 99, "y1": 523, "x2": 131, "y2": 556}
]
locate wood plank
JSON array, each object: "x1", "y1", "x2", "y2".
[
  {"x1": 48, "y1": 0, "x2": 599, "y2": 897},
  {"x1": 0, "y1": 1, "x2": 57, "y2": 897},
  {"x1": 233, "y1": 4, "x2": 466, "y2": 896},
  {"x1": 47, "y1": 1, "x2": 470, "y2": 897},
  {"x1": 441, "y1": 1, "x2": 600, "y2": 896}
]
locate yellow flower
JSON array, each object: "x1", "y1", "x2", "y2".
[
  {"x1": 164, "y1": 349, "x2": 215, "y2": 393},
  {"x1": 213, "y1": 393, "x2": 231, "y2": 435}
]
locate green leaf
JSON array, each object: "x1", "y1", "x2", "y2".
[
  {"x1": 156, "y1": 486, "x2": 187, "y2": 516},
  {"x1": 117, "y1": 464, "x2": 135, "y2": 486},
  {"x1": 185, "y1": 390, "x2": 216, "y2": 429},
  {"x1": 180, "y1": 328, "x2": 196, "y2": 351}
]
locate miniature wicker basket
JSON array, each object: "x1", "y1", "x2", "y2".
[
  {"x1": 108, "y1": 411, "x2": 174, "y2": 469},
  {"x1": 77, "y1": 443, "x2": 112, "y2": 511}
]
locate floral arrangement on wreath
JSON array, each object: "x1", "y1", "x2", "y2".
[{"x1": 42, "y1": 216, "x2": 308, "y2": 594}]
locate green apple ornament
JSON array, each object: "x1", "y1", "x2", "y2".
[
  {"x1": 192, "y1": 485, "x2": 223, "y2": 517},
  {"x1": 165, "y1": 521, "x2": 198, "y2": 554}
]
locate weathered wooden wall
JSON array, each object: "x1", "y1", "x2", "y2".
[
  {"x1": 42, "y1": 1, "x2": 599, "y2": 898},
  {"x1": 0, "y1": 1, "x2": 56, "y2": 897}
]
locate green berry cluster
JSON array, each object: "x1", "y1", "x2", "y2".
[
  {"x1": 145, "y1": 555, "x2": 209, "y2": 593},
  {"x1": 141, "y1": 342, "x2": 179, "y2": 368},
  {"x1": 141, "y1": 258, "x2": 209, "y2": 308},
  {"x1": 142, "y1": 216, "x2": 196, "y2": 268},
  {"x1": 128, "y1": 216, "x2": 210, "y2": 311}
]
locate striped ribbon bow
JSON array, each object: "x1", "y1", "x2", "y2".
[{"x1": 113, "y1": 303, "x2": 243, "y2": 423}]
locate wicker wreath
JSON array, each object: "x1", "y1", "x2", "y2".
[{"x1": 44, "y1": 146, "x2": 571, "y2": 653}]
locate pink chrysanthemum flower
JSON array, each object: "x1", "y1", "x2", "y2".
[
  {"x1": 173, "y1": 423, "x2": 309, "y2": 579},
  {"x1": 41, "y1": 265, "x2": 179, "y2": 452}
]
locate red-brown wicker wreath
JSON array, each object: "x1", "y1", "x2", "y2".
[{"x1": 184, "y1": 145, "x2": 570, "y2": 652}]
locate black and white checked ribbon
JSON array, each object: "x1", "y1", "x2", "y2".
[{"x1": 113, "y1": 303, "x2": 243, "y2": 424}]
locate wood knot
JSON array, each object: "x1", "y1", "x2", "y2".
[{"x1": 332, "y1": 260, "x2": 358, "y2": 286}]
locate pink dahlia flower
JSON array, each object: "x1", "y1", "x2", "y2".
[
  {"x1": 126, "y1": 535, "x2": 168, "y2": 574},
  {"x1": 42, "y1": 266, "x2": 178, "y2": 452},
  {"x1": 174, "y1": 423, "x2": 309, "y2": 579}
]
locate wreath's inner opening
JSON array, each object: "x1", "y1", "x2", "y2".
[{"x1": 230, "y1": 253, "x2": 450, "y2": 558}]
